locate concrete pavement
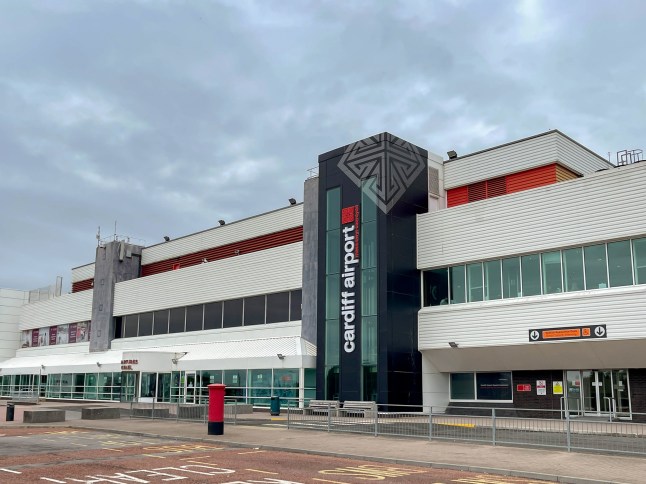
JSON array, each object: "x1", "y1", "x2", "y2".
[{"x1": 1, "y1": 402, "x2": 645, "y2": 484}]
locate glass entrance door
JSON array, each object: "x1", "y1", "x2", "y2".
[
  {"x1": 185, "y1": 371, "x2": 196, "y2": 404},
  {"x1": 576, "y1": 369, "x2": 631, "y2": 418},
  {"x1": 121, "y1": 372, "x2": 138, "y2": 402}
]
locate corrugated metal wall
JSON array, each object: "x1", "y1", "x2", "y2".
[
  {"x1": 71, "y1": 263, "x2": 95, "y2": 283},
  {"x1": 19, "y1": 291, "x2": 93, "y2": 331},
  {"x1": 113, "y1": 242, "x2": 303, "y2": 316},
  {"x1": 72, "y1": 279, "x2": 94, "y2": 293},
  {"x1": 418, "y1": 162, "x2": 646, "y2": 269}
]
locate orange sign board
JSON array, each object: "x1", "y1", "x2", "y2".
[
  {"x1": 543, "y1": 328, "x2": 581, "y2": 339},
  {"x1": 529, "y1": 325, "x2": 606, "y2": 342}
]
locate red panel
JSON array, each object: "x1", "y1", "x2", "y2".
[
  {"x1": 72, "y1": 278, "x2": 94, "y2": 293},
  {"x1": 507, "y1": 164, "x2": 557, "y2": 194},
  {"x1": 447, "y1": 186, "x2": 469, "y2": 207},
  {"x1": 141, "y1": 226, "x2": 303, "y2": 277}
]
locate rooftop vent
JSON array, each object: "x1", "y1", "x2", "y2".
[{"x1": 616, "y1": 149, "x2": 643, "y2": 166}]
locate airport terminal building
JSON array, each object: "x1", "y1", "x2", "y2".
[{"x1": 2, "y1": 130, "x2": 646, "y2": 419}]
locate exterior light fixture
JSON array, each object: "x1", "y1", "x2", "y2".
[
  {"x1": 218, "y1": 220, "x2": 226, "y2": 226},
  {"x1": 288, "y1": 198, "x2": 297, "y2": 205},
  {"x1": 448, "y1": 342, "x2": 459, "y2": 348},
  {"x1": 447, "y1": 150, "x2": 458, "y2": 160},
  {"x1": 163, "y1": 236, "x2": 170, "y2": 242},
  {"x1": 277, "y1": 353, "x2": 285, "y2": 360},
  {"x1": 96, "y1": 362, "x2": 102, "y2": 367}
]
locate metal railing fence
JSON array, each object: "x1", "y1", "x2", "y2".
[
  {"x1": 128, "y1": 398, "x2": 245, "y2": 425},
  {"x1": 286, "y1": 402, "x2": 646, "y2": 456}
]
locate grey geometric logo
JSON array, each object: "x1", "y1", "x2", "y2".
[{"x1": 338, "y1": 133, "x2": 426, "y2": 214}]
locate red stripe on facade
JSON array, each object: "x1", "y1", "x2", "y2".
[
  {"x1": 141, "y1": 226, "x2": 304, "y2": 277},
  {"x1": 506, "y1": 164, "x2": 557, "y2": 193},
  {"x1": 447, "y1": 186, "x2": 469, "y2": 207},
  {"x1": 72, "y1": 278, "x2": 94, "y2": 293}
]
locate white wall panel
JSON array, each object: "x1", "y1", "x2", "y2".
[
  {"x1": 19, "y1": 291, "x2": 93, "y2": 331},
  {"x1": 419, "y1": 284, "x2": 646, "y2": 351},
  {"x1": 443, "y1": 131, "x2": 609, "y2": 189},
  {"x1": 114, "y1": 242, "x2": 303, "y2": 316},
  {"x1": 418, "y1": 162, "x2": 646, "y2": 268},
  {"x1": 72, "y1": 263, "x2": 95, "y2": 282},
  {"x1": 142, "y1": 204, "x2": 303, "y2": 265},
  {"x1": 0, "y1": 289, "x2": 27, "y2": 361}
]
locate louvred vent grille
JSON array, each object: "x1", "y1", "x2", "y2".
[{"x1": 468, "y1": 181, "x2": 487, "y2": 202}]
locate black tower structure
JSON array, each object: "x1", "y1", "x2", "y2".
[{"x1": 315, "y1": 133, "x2": 429, "y2": 406}]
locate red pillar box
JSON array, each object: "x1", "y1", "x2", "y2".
[{"x1": 208, "y1": 384, "x2": 226, "y2": 435}]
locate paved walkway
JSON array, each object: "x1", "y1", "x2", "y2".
[{"x1": 2, "y1": 402, "x2": 646, "y2": 484}]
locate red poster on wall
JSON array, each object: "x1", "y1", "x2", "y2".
[
  {"x1": 69, "y1": 323, "x2": 77, "y2": 344},
  {"x1": 32, "y1": 329, "x2": 39, "y2": 347},
  {"x1": 49, "y1": 326, "x2": 58, "y2": 346}
]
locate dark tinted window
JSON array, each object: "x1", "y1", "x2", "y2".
[
  {"x1": 123, "y1": 314, "x2": 138, "y2": 338},
  {"x1": 185, "y1": 305, "x2": 203, "y2": 332},
  {"x1": 244, "y1": 295, "x2": 265, "y2": 325},
  {"x1": 168, "y1": 307, "x2": 185, "y2": 333},
  {"x1": 290, "y1": 290, "x2": 302, "y2": 321},
  {"x1": 138, "y1": 312, "x2": 153, "y2": 336},
  {"x1": 153, "y1": 310, "x2": 169, "y2": 335},
  {"x1": 204, "y1": 302, "x2": 222, "y2": 330},
  {"x1": 223, "y1": 298, "x2": 243, "y2": 328},
  {"x1": 423, "y1": 269, "x2": 448, "y2": 306},
  {"x1": 266, "y1": 292, "x2": 289, "y2": 324}
]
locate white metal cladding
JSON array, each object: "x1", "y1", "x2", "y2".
[
  {"x1": 71, "y1": 263, "x2": 95, "y2": 282},
  {"x1": 443, "y1": 131, "x2": 609, "y2": 189},
  {"x1": 417, "y1": 162, "x2": 646, "y2": 269},
  {"x1": 418, "y1": 284, "x2": 646, "y2": 351},
  {"x1": 141, "y1": 204, "x2": 303, "y2": 265},
  {"x1": 114, "y1": 242, "x2": 303, "y2": 316},
  {"x1": 19, "y1": 291, "x2": 93, "y2": 331}
]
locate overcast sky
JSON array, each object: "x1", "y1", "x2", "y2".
[{"x1": 1, "y1": 0, "x2": 644, "y2": 292}]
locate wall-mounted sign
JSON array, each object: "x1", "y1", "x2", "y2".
[
  {"x1": 537, "y1": 380, "x2": 547, "y2": 396},
  {"x1": 340, "y1": 204, "x2": 360, "y2": 354},
  {"x1": 553, "y1": 381, "x2": 564, "y2": 395},
  {"x1": 529, "y1": 324, "x2": 606, "y2": 342},
  {"x1": 516, "y1": 384, "x2": 531, "y2": 392},
  {"x1": 120, "y1": 359, "x2": 139, "y2": 371}
]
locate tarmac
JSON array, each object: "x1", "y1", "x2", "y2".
[{"x1": 2, "y1": 402, "x2": 646, "y2": 484}]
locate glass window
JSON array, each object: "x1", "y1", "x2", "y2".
[
  {"x1": 326, "y1": 187, "x2": 341, "y2": 231},
  {"x1": 542, "y1": 251, "x2": 562, "y2": 294},
  {"x1": 584, "y1": 244, "x2": 608, "y2": 289},
  {"x1": 634, "y1": 238, "x2": 646, "y2": 285},
  {"x1": 223, "y1": 298, "x2": 243, "y2": 328},
  {"x1": 563, "y1": 247, "x2": 584, "y2": 292},
  {"x1": 521, "y1": 254, "x2": 541, "y2": 296},
  {"x1": 123, "y1": 314, "x2": 138, "y2": 338},
  {"x1": 185, "y1": 305, "x2": 203, "y2": 332},
  {"x1": 244, "y1": 295, "x2": 266, "y2": 325},
  {"x1": 450, "y1": 373, "x2": 475, "y2": 400},
  {"x1": 249, "y1": 369, "x2": 272, "y2": 406},
  {"x1": 361, "y1": 221, "x2": 377, "y2": 269},
  {"x1": 466, "y1": 263, "x2": 483, "y2": 302},
  {"x1": 502, "y1": 257, "x2": 521, "y2": 298},
  {"x1": 449, "y1": 265, "x2": 466, "y2": 304},
  {"x1": 361, "y1": 177, "x2": 377, "y2": 223},
  {"x1": 153, "y1": 310, "x2": 169, "y2": 335},
  {"x1": 168, "y1": 307, "x2": 185, "y2": 333},
  {"x1": 223, "y1": 370, "x2": 246, "y2": 400},
  {"x1": 289, "y1": 289, "x2": 302, "y2": 321},
  {"x1": 204, "y1": 302, "x2": 222, "y2": 330},
  {"x1": 476, "y1": 372, "x2": 512, "y2": 400},
  {"x1": 325, "y1": 275, "x2": 340, "y2": 320},
  {"x1": 138, "y1": 312, "x2": 153, "y2": 337},
  {"x1": 483, "y1": 260, "x2": 502, "y2": 301},
  {"x1": 326, "y1": 229, "x2": 340, "y2": 275},
  {"x1": 423, "y1": 268, "x2": 449, "y2": 306},
  {"x1": 608, "y1": 240, "x2": 633, "y2": 287},
  {"x1": 361, "y1": 316, "x2": 377, "y2": 365},
  {"x1": 266, "y1": 292, "x2": 289, "y2": 324},
  {"x1": 325, "y1": 319, "x2": 340, "y2": 367},
  {"x1": 274, "y1": 369, "x2": 299, "y2": 404},
  {"x1": 361, "y1": 268, "x2": 377, "y2": 316}
]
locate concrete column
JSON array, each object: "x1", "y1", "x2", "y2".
[
  {"x1": 421, "y1": 352, "x2": 450, "y2": 409},
  {"x1": 301, "y1": 176, "x2": 319, "y2": 344}
]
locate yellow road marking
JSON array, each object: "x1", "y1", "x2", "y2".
[
  {"x1": 237, "y1": 450, "x2": 266, "y2": 454},
  {"x1": 436, "y1": 422, "x2": 476, "y2": 428},
  {"x1": 143, "y1": 454, "x2": 166, "y2": 459},
  {"x1": 104, "y1": 448, "x2": 123, "y2": 452},
  {"x1": 313, "y1": 479, "x2": 351, "y2": 484},
  {"x1": 246, "y1": 469, "x2": 278, "y2": 475}
]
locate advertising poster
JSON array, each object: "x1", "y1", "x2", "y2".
[
  {"x1": 38, "y1": 327, "x2": 49, "y2": 347},
  {"x1": 49, "y1": 326, "x2": 58, "y2": 346},
  {"x1": 32, "y1": 329, "x2": 39, "y2": 347},
  {"x1": 57, "y1": 324, "x2": 69, "y2": 344},
  {"x1": 537, "y1": 380, "x2": 547, "y2": 396},
  {"x1": 69, "y1": 323, "x2": 77, "y2": 343},
  {"x1": 21, "y1": 330, "x2": 31, "y2": 348},
  {"x1": 77, "y1": 322, "x2": 89, "y2": 342}
]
